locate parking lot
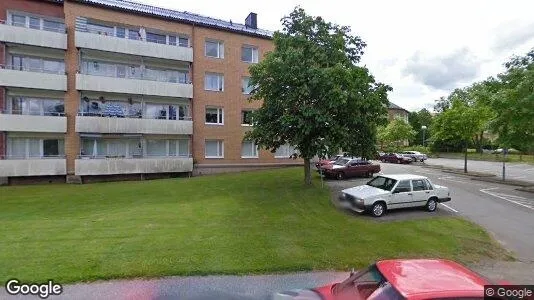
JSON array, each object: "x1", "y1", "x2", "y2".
[
  {"x1": 324, "y1": 161, "x2": 534, "y2": 262},
  {"x1": 426, "y1": 158, "x2": 534, "y2": 184}
]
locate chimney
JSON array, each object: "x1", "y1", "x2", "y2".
[{"x1": 245, "y1": 12, "x2": 257, "y2": 29}]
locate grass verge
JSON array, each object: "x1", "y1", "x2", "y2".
[{"x1": 0, "y1": 168, "x2": 512, "y2": 283}]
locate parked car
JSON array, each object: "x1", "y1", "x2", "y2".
[
  {"x1": 379, "y1": 153, "x2": 413, "y2": 164},
  {"x1": 315, "y1": 154, "x2": 345, "y2": 170},
  {"x1": 320, "y1": 158, "x2": 381, "y2": 180},
  {"x1": 492, "y1": 148, "x2": 520, "y2": 154},
  {"x1": 338, "y1": 174, "x2": 450, "y2": 217},
  {"x1": 400, "y1": 151, "x2": 427, "y2": 162},
  {"x1": 273, "y1": 259, "x2": 506, "y2": 300}
]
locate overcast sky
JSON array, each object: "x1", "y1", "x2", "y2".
[{"x1": 139, "y1": 0, "x2": 534, "y2": 112}]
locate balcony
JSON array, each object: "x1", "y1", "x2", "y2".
[
  {"x1": 76, "y1": 114, "x2": 192, "y2": 134},
  {"x1": 75, "y1": 156, "x2": 193, "y2": 176},
  {"x1": 0, "y1": 157, "x2": 66, "y2": 177},
  {"x1": 0, "y1": 21, "x2": 67, "y2": 49},
  {"x1": 75, "y1": 31, "x2": 193, "y2": 62},
  {"x1": 76, "y1": 73, "x2": 193, "y2": 98},
  {"x1": 0, "y1": 65, "x2": 67, "y2": 91},
  {"x1": 0, "y1": 112, "x2": 66, "y2": 133}
]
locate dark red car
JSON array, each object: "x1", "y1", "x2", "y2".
[
  {"x1": 273, "y1": 259, "x2": 508, "y2": 300},
  {"x1": 379, "y1": 153, "x2": 412, "y2": 164},
  {"x1": 316, "y1": 154, "x2": 345, "y2": 170},
  {"x1": 320, "y1": 157, "x2": 381, "y2": 180}
]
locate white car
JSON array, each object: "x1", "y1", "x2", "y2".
[
  {"x1": 400, "y1": 151, "x2": 428, "y2": 162},
  {"x1": 338, "y1": 174, "x2": 451, "y2": 217}
]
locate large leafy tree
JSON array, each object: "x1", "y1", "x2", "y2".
[
  {"x1": 485, "y1": 49, "x2": 534, "y2": 153},
  {"x1": 432, "y1": 99, "x2": 489, "y2": 172},
  {"x1": 378, "y1": 118, "x2": 416, "y2": 149},
  {"x1": 246, "y1": 7, "x2": 391, "y2": 185},
  {"x1": 408, "y1": 109, "x2": 433, "y2": 145}
]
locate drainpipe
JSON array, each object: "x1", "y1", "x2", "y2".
[{"x1": 190, "y1": 24, "x2": 195, "y2": 176}]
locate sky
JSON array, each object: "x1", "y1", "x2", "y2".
[{"x1": 137, "y1": 0, "x2": 534, "y2": 112}]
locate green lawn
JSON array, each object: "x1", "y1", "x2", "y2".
[
  {"x1": 0, "y1": 168, "x2": 511, "y2": 283},
  {"x1": 434, "y1": 152, "x2": 534, "y2": 164}
]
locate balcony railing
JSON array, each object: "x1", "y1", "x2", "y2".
[
  {"x1": 3, "y1": 110, "x2": 65, "y2": 117},
  {"x1": 0, "y1": 64, "x2": 65, "y2": 75},
  {"x1": 83, "y1": 27, "x2": 190, "y2": 48},
  {"x1": 77, "y1": 154, "x2": 192, "y2": 159},
  {"x1": 0, "y1": 19, "x2": 66, "y2": 33},
  {"x1": 77, "y1": 111, "x2": 191, "y2": 120},
  {"x1": 78, "y1": 70, "x2": 191, "y2": 84},
  {"x1": 0, "y1": 154, "x2": 66, "y2": 160}
]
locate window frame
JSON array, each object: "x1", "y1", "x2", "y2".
[
  {"x1": 204, "y1": 72, "x2": 224, "y2": 91},
  {"x1": 241, "y1": 140, "x2": 259, "y2": 158},
  {"x1": 7, "y1": 137, "x2": 64, "y2": 159},
  {"x1": 205, "y1": 107, "x2": 224, "y2": 125},
  {"x1": 205, "y1": 39, "x2": 224, "y2": 59},
  {"x1": 393, "y1": 180, "x2": 412, "y2": 193},
  {"x1": 242, "y1": 76, "x2": 253, "y2": 94},
  {"x1": 241, "y1": 45, "x2": 259, "y2": 63},
  {"x1": 241, "y1": 110, "x2": 254, "y2": 126},
  {"x1": 205, "y1": 140, "x2": 224, "y2": 158},
  {"x1": 274, "y1": 144, "x2": 298, "y2": 159}
]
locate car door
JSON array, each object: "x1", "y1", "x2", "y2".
[
  {"x1": 410, "y1": 179, "x2": 429, "y2": 207},
  {"x1": 390, "y1": 180, "x2": 413, "y2": 209}
]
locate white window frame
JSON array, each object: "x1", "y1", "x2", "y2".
[
  {"x1": 205, "y1": 107, "x2": 224, "y2": 125},
  {"x1": 205, "y1": 39, "x2": 224, "y2": 58},
  {"x1": 204, "y1": 73, "x2": 224, "y2": 92},
  {"x1": 7, "y1": 11, "x2": 65, "y2": 33},
  {"x1": 7, "y1": 137, "x2": 64, "y2": 159},
  {"x1": 242, "y1": 77, "x2": 254, "y2": 94},
  {"x1": 241, "y1": 110, "x2": 254, "y2": 126},
  {"x1": 241, "y1": 45, "x2": 259, "y2": 63},
  {"x1": 275, "y1": 144, "x2": 298, "y2": 158},
  {"x1": 205, "y1": 140, "x2": 224, "y2": 158},
  {"x1": 241, "y1": 141, "x2": 259, "y2": 158}
]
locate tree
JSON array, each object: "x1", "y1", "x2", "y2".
[
  {"x1": 432, "y1": 100, "x2": 489, "y2": 172},
  {"x1": 408, "y1": 109, "x2": 433, "y2": 145},
  {"x1": 245, "y1": 7, "x2": 391, "y2": 185},
  {"x1": 485, "y1": 49, "x2": 534, "y2": 154}
]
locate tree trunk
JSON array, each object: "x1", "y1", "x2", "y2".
[
  {"x1": 304, "y1": 158, "x2": 312, "y2": 185},
  {"x1": 464, "y1": 141, "x2": 468, "y2": 173}
]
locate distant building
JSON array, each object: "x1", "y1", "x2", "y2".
[{"x1": 388, "y1": 102, "x2": 409, "y2": 123}]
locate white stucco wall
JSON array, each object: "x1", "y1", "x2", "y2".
[
  {"x1": 0, "y1": 114, "x2": 67, "y2": 133},
  {"x1": 75, "y1": 157, "x2": 193, "y2": 175},
  {"x1": 0, "y1": 159, "x2": 66, "y2": 177},
  {"x1": 0, "y1": 24, "x2": 67, "y2": 49}
]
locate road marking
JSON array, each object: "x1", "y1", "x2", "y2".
[
  {"x1": 480, "y1": 188, "x2": 534, "y2": 210},
  {"x1": 509, "y1": 176, "x2": 526, "y2": 179},
  {"x1": 437, "y1": 176, "x2": 487, "y2": 187},
  {"x1": 441, "y1": 203, "x2": 459, "y2": 213}
]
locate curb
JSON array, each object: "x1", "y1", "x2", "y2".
[
  {"x1": 470, "y1": 177, "x2": 534, "y2": 188},
  {"x1": 440, "y1": 169, "x2": 496, "y2": 178}
]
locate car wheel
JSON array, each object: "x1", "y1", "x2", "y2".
[
  {"x1": 336, "y1": 172, "x2": 345, "y2": 180},
  {"x1": 420, "y1": 159, "x2": 425, "y2": 162},
  {"x1": 426, "y1": 198, "x2": 437, "y2": 212},
  {"x1": 366, "y1": 172, "x2": 372, "y2": 178},
  {"x1": 371, "y1": 202, "x2": 386, "y2": 217},
  {"x1": 397, "y1": 159, "x2": 402, "y2": 164}
]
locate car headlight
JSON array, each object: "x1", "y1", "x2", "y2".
[
  {"x1": 340, "y1": 193, "x2": 347, "y2": 199},
  {"x1": 355, "y1": 198, "x2": 364, "y2": 203}
]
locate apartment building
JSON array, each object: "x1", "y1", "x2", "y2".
[
  {"x1": 388, "y1": 102, "x2": 409, "y2": 123},
  {"x1": 0, "y1": 0, "x2": 301, "y2": 185}
]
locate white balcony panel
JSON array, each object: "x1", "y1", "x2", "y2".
[
  {"x1": 0, "y1": 24, "x2": 67, "y2": 49},
  {"x1": 0, "y1": 159, "x2": 66, "y2": 177},
  {"x1": 75, "y1": 157, "x2": 193, "y2": 176},
  {"x1": 76, "y1": 116, "x2": 192, "y2": 134},
  {"x1": 0, "y1": 69, "x2": 67, "y2": 91},
  {"x1": 75, "y1": 31, "x2": 193, "y2": 62},
  {"x1": 76, "y1": 74, "x2": 193, "y2": 98},
  {"x1": 0, "y1": 114, "x2": 67, "y2": 133}
]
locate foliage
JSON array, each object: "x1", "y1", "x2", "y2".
[
  {"x1": 376, "y1": 117, "x2": 416, "y2": 149},
  {"x1": 408, "y1": 108, "x2": 433, "y2": 145},
  {"x1": 245, "y1": 7, "x2": 391, "y2": 184},
  {"x1": 484, "y1": 49, "x2": 534, "y2": 153}
]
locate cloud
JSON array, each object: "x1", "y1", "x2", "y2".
[
  {"x1": 402, "y1": 48, "x2": 481, "y2": 90},
  {"x1": 491, "y1": 21, "x2": 534, "y2": 54}
]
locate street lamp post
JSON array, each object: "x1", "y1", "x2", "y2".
[{"x1": 421, "y1": 126, "x2": 427, "y2": 147}]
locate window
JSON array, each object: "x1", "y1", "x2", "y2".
[
  {"x1": 169, "y1": 36, "x2": 177, "y2": 46},
  {"x1": 205, "y1": 140, "x2": 224, "y2": 158},
  {"x1": 241, "y1": 110, "x2": 254, "y2": 126},
  {"x1": 178, "y1": 36, "x2": 189, "y2": 47},
  {"x1": 146, "y1": 139, "x2": 167, "y2": 157},
  {"x1": 43, "y1": 20, "x2": 63, "y2": 32},
  {"x1": 424, "y1": 179, "x2": 434, "y2": 190},
  {"x1": 394, "y1": 180, "x2": 412, "y2": 193},
  {"x1": 241, "y1": 46, "x2": 259, "y2": 63},
  {"x1": 275, "y1": 144, "x2": 297, "y2": 158},
  {"x1": 412, "y1": 179, "x2": 427, "y2": 191},
  {"x1": 146, "y1": 32, "x2": 166, "y2": 44},
  {"x1": 7, "y1": 138, "x2": 64, "y2": 159},
  {"x1": 80, "y1": 138, "x2": 140, "y2": 158},
  {"x1": 204, "y1": 73, "x2": 224, "y2": 91},
  {"x1": 242, "y1": 77, "x2": 253, "y2": 94},
  {"x1": 241, "y1": 141, "x2": 258, "y2": 158},
  {"x1": 205, "y1": 40, "x2": 224, "y2": 58},
  {"x1": 169, "y1": 139, "x2": 190, "y2": 157},
  {"x1": 116, "y1": 27, "x2": 126, "y2": 38},
  {"x1": 10, "y1": 14, "x2": 64, "y2": 32},
  {"x1": 29, "y1": 17, "x2": 40, "y2": 29},
  {"x1": 128, "y1": 29, "x2": 140, "y2": 40},
  {"x1": 205, "y1": 107, "x2": 223, "y2": 124},
  {"x1": 9, "y1": 97, "x2": 64, "y2": 116},
  {"x1": 11, "y1": 15, "x2": 26, "y2": 27},
  {"x1": 87, "y1": 22, "x2": 114, "y2": 36}
]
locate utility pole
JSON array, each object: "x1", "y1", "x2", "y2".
[
  {"x1": 502, "y1": 148, "x2": 507, "y2": 181},
  {"x1": 421, "y1": 125, "x2": 427, "y2": 147}
]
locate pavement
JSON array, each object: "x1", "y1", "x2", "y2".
[
  {"x1": 425, "y1": 157, "x2": 534, "y2": 185},
  {"x1": 3, "y1": 160, "x2": 534, "y2": 299}
]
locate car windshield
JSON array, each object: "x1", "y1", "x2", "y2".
[
  {"x1": 366, "y1": 176, "x2": 398, "y2": 191},
  {"x1": 334, "y1": 158, "x2": 350, "y2": 165},
  {"x1": 333, "y1": 265, "x2": 404, "y2": 300}
]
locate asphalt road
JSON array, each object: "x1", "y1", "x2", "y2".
[{"x1": 426, "y1": 157, "x2": 534, "y2": 184}]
